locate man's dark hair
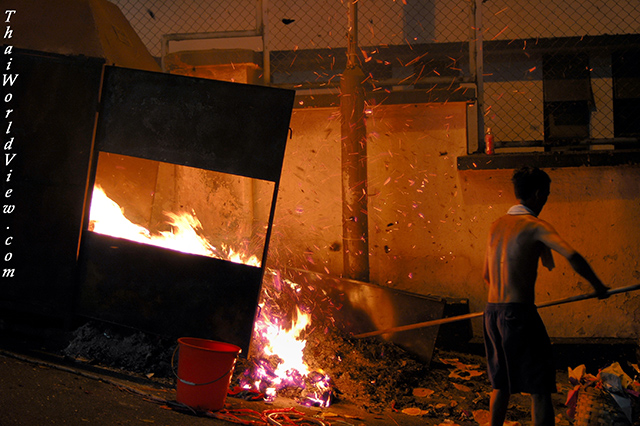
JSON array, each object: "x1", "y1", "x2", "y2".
[{"x1": 512, "y1": 166, "x2": 551, "y2": 201}]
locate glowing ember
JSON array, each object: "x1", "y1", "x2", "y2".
[
  {"x1": 240, "y1": 275, "x2": 332, "y2": 407},
  {"x1": 89, "y1": 185, "x2": 260, "y2": 267}
]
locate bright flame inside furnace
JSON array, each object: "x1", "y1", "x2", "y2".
[{"x1": 89, "y1": 185, "x2": 261, "y2": 267}]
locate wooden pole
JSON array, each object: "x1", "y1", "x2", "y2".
[{"x1": 353, "y1": 283, "x2": 640, "y2": 339}]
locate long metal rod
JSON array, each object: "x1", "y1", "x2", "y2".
[
  {"x1": 474, "y1": 0, "x2": 485, "y2": 154},
  {"x1": 353, "y1": 283, "x2": 640, "y2": 339},
  {"x1": 347, "y1": 0, "x2": 358, "y2": 68},
  {"x1": 261, "y1": 0, "x2": 270, "y2": 84}
]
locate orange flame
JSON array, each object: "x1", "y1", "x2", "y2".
[
  {"x1": 243, "y1": 276, "x2": 332, "y2": 407},
  {"x1": 89, "y1": 185, "x2": 260, "y2": 267}
]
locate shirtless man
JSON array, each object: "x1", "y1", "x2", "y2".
[{"x1": 482, "y1": 166, "x2": 609, "y2": 426}]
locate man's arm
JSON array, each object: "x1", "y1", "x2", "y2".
[
  {"x1": 483, "y1": 250, "x2": 490, "y2": 286},
  {"x1": 537, "y1": 221, "x2": 610, "y2": 298},
  {"x1": 567, "y1": 252, "x2": 610, "y2": 298}
]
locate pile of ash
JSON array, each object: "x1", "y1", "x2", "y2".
[
  {"x1": 233, "y1": 326, "x2": 490, "y2": 415},
  {"x1": 62, "y1": 322, "x2": 175, "y2": 378}
]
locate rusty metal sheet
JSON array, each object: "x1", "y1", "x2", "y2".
[
  {"x1": 276, "y1": 269, "x2": 446, "y2": 365},
  {"x1": 75, "y1": 66, "x2": 294, "y2": 352},
  {"x1": 94, "y1": 66, "x2": 295, "y2": 182},
  {"x1": 76, "y1": 232, "x2": 263, "y2": 353}
]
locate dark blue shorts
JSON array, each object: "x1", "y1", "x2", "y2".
[{"x1": 483, "y1": 303, "x2": 556, "y2": 394}]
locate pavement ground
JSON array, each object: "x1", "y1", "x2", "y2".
[
  {"x1": 1, "y1": 326, "x2": 636, "y2": 426},
  {"x1": 0, "y1": 348, "x2": 447, "y2": 426}
]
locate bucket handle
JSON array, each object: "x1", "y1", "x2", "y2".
[{"x1": 171, "y1": 345, "x2": 238, "y2": 387}]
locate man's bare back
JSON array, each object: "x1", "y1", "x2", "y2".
[{"x1": 483, "y1": 209, "x2": 578, "y2": 304}]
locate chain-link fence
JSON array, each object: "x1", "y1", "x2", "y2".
[
  {"x1": 110, "y1": 0, "x2": 640, "y2": 149},
  {"x1": 266, "y1": 0, "x2": 470, "y2": 89},
  {"x1": 482, "y1": 0, "x2": 640, "y2": 149}
]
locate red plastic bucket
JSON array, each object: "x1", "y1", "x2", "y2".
[{"x1": 174, "y1": 337, "x2": 241, "y2": 411}]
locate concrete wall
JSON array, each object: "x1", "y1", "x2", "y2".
[{"x1": 269, "y1": 102, "x2": 640, "y2": 340}]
